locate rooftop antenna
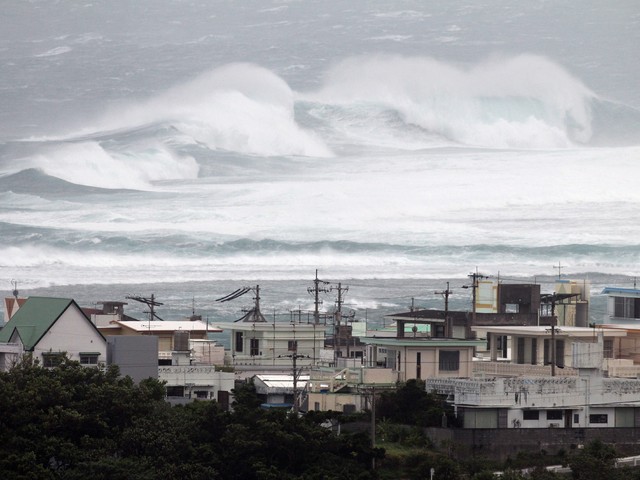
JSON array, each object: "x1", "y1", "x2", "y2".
[{"x1": 11, "y1": 279, "x2": 18, "y2": 299}]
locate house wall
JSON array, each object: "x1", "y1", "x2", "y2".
[
  {"x1": 229, "y1": 324, "x2": 325, "y2": 367},
  {"x1": 308, "y1": 391, "x2": 365, "y2": 413},
  {"x1": 159, "y1": 365, "x2": 234, "y2": 401},
  {"x1": 34, "y1": 305, "x2": 106, "y2": 364},
  {"x1": 107, "y1": 335, "x2": 158, "y2": 383},
  {"x1": 388, "y1": 346, "x2": 474, "y2": 381}
]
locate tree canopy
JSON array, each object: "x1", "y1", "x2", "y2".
[{"x1": 0, "y1": 357, "x2": 377, "y2": 479}]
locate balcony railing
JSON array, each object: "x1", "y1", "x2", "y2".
[{"x1": 473, "y1": 361, "x2": 577, "y2": 377}]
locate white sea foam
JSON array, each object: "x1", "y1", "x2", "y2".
[
  {"x1": 23, "y1": 141, "x2": 199, "y2": 190},
  {"x1": 34, "y1": 46, "x2": 73, "y2": 57},
  {"x1": 95, "y1": 63, "x2": 332, "y2": 158},
  {"x1": 303, "y1": 54, "x2": 595, "y2": 148}
]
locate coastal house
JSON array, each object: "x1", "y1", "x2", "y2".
[
  {"x1": 426, "y1": 337, "x2": 640, "y2": 430},
  {"x1": 306, "y1": 366, "x2": 397, "y2": 413},
  {"x1": 252, "y1": 373, "x2": 311, "y2": 410},
  {"x1": 362, "y1": 314, "x2": 486, "y2": 381},
  {"x1": 602, "y1": 286, "x2": 640, "y2": 324},
  {"x1": 471, "y1": 324, "x2": 626, "y2": 377},
  {"x1": 0, "y1": 296, "x2": 106, "y2": 370},
  {"x1": 91, "y1": 301, "x2": 225, "y2": 366},
  {"x1": 219, "y1": 295, "x2": 326, "y2": 374}
]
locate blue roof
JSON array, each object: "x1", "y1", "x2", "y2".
[{"x1": 602, "y1": 287, "x2": 640, "y2": 296}]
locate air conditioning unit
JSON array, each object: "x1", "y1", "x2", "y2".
[{"x1": 549, "y1": 423, "x2": 560, "y2": 428}]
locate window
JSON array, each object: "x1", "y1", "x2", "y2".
[
  {"x1": 288, "y1": 340, "x2": 298, "y2": 352},
  {"x1": 235, "y1": 332, "x2": 243, "y2": 353},
  {"x1": 531, "y1": 338, "x2": 537, "y2": 365},
  {"x1": 574, "y1": 414, "x2": 580, "y2": 424},
  {"x1": 604, "y1": 340, "x2": 613, "y2": 359},
  {"x1": 416, "y1": 352, "x2": 422, "y2": 379},
  {"x1": 523, "y1": 410, "x2": 539, "y2": 421},
  {"x1": 555, "y1": 340, "x2": 565, "y2": 368},
  {"x1": 250, "y1": 338, "x2": 259, "y2": 356},
  {"x1": 42, "y1": 353, "x2": 64, "y2": 368},
  {"x1": 314, "y1": 402, "x2": 320, "y2": 411},
  {"x1": 547, "y1": 410, "x2": 563, "y2": 420},
  {"x1": 79, "y1": 353, "x2": 99, "y2": 365},
  {"x1": 434, "y1": 325, "x2": 445, "y2": 338},
  {"x1": 516, "y1": 337, "x2": 525, "y2": 364},
  {"x1": 505, "y1": 303, "x2": 519, "y2": 313},
  {"x1": 166, "y1": 386, "x2": 184, "y2": 397},
  {"x1": 614, "y1": 297, "x2": 640, "y2": 319},
  {"x1": 589, "y1": 414, "x2": 608, "y2": 424},
  {"x1": 439, "y1": 351, "x2": 460, "y2": 371}
]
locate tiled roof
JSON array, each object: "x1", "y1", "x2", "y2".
[{"x1": 0, "y1": 297, "x2": 74, "y2": 350}]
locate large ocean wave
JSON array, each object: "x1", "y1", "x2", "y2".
[{"x1": 3, "y1": 55, "x2": 639, "y2": 191}]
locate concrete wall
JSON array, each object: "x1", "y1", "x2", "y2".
[
  {"x1": 107, "y1": 335, "x2": 158, "y2": 383},
  {"x1": 426, "y1": 427, "x2": 640, "y2": 461}
]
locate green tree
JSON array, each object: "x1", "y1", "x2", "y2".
[
  {"x1": 567, "y1": 439, "x2": 617, "y2": 480},
  {"x1": 377, "y1": 379, "x2": 452, "y2": 427}
]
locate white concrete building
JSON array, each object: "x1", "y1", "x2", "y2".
[{"x1": 427, "y1": 338, "x2": 640, "y2": 429}]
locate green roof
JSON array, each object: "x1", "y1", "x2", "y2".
[{"x1": 0, "y1": 297, "x2": 75, "y2": 350}]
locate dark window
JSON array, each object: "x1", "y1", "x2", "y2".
[
  {"x1": 544, "y1": 339, "x2": 550, "y2": 365},
  {"x1": 439, "y1": 351, "x2": 460, "y2": 371},
  {"x1": 42, "y1": 353, "x2": 64, "y2": 368},
  {"x1": 166, "y1": 386, "x2": 185, "y2": 397},
  {"x1": 574, "y1": 413, "x2": 580, "y2": 424},
  {"x1": 194, "y1": 390, "x2": 208, "y2": 399},
  {"x1": 250, "y1": 338, "x2": 259, "y2": 356},
  {"x1": 343, "y1": 404, "x2": 356, "y2": 414},
  {"x1": 416, "y1": 352, "x2": 422, "y2": 379},
  {"x1": 288, "y1": 340, "x2": 298, "y2": 352},
  {"x1": 434, "y1": 325, "x2": 445, "y2": 338},
  {"x1": 547, "y1": 410, "x2": 563, "y2": 420},
  {"x1": 80, "y1": 354, "x2": 99, "y2": 365},
  {"x1": 523, "y1": 410, "x2": 539, "y2": 421},
  {"x1": 517, "y1": 337, "x2": 525, "y2": 364},
  {"x1": 589, "y1": 414, "x2": 608, "y2": 424},
  {"x1": 556, "y1": 340, "x2": 565, "y2": 368},
  {"x1": 604, "y1": 340, "x2": 613, "y2": 359},
  {"x1": 235, "y1": 332, "x2": 243, "y2": 353},
  {"x1": 314, "y1": 402, "x2": 320, "y2": 410},
  {"x1": 531, "y1": 338, "x2": 537, "y2": 365}
]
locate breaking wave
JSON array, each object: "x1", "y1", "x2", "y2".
[{"x1": 300, "y1": 54, "x2": 600, "y2": 149}]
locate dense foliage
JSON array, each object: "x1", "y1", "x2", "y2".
[
  {"x1": 376, "y1": 379, "x2": 455, "y2": 427},
  {"x1": 0, "y1": 358, "x2": 378, "y2": 479}
]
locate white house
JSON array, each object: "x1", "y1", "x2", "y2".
[
  {"x1": 427, "y1": 338, "x2": 640, "y2": 429},
  {"x1": 0, "y1": 296, "x2": 107, "y2": 369}
]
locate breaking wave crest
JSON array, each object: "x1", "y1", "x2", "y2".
[{"x1": 301, "y1": 54, "x2": 599, "y2": 149}]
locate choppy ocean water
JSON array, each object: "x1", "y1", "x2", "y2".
[{"x1": 1, "y1": 1, "x2": 639, "y2": 326}]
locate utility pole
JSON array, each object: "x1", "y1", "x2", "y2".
[
  {"x1": 464, "y1": 269, "x2": 488, "y2": 334},
  {"x1": 435, "y1": 282, "x2": 452, "y2": 337},
  {"x1": 279, "y1": 351, "x2": 309, "y2": 414},
  {"x1": 126, "y1": 294, "x2": 164, "y2": 331},
  {"x1": 554, "y1": 262, "x2": 564, "y2": 280},
  {"x1": 307, "y1": 269, "x2": 330, "y2": 324},
  {"x1": 332, "y1": 282, "x2": 350, "y2": 358}
]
